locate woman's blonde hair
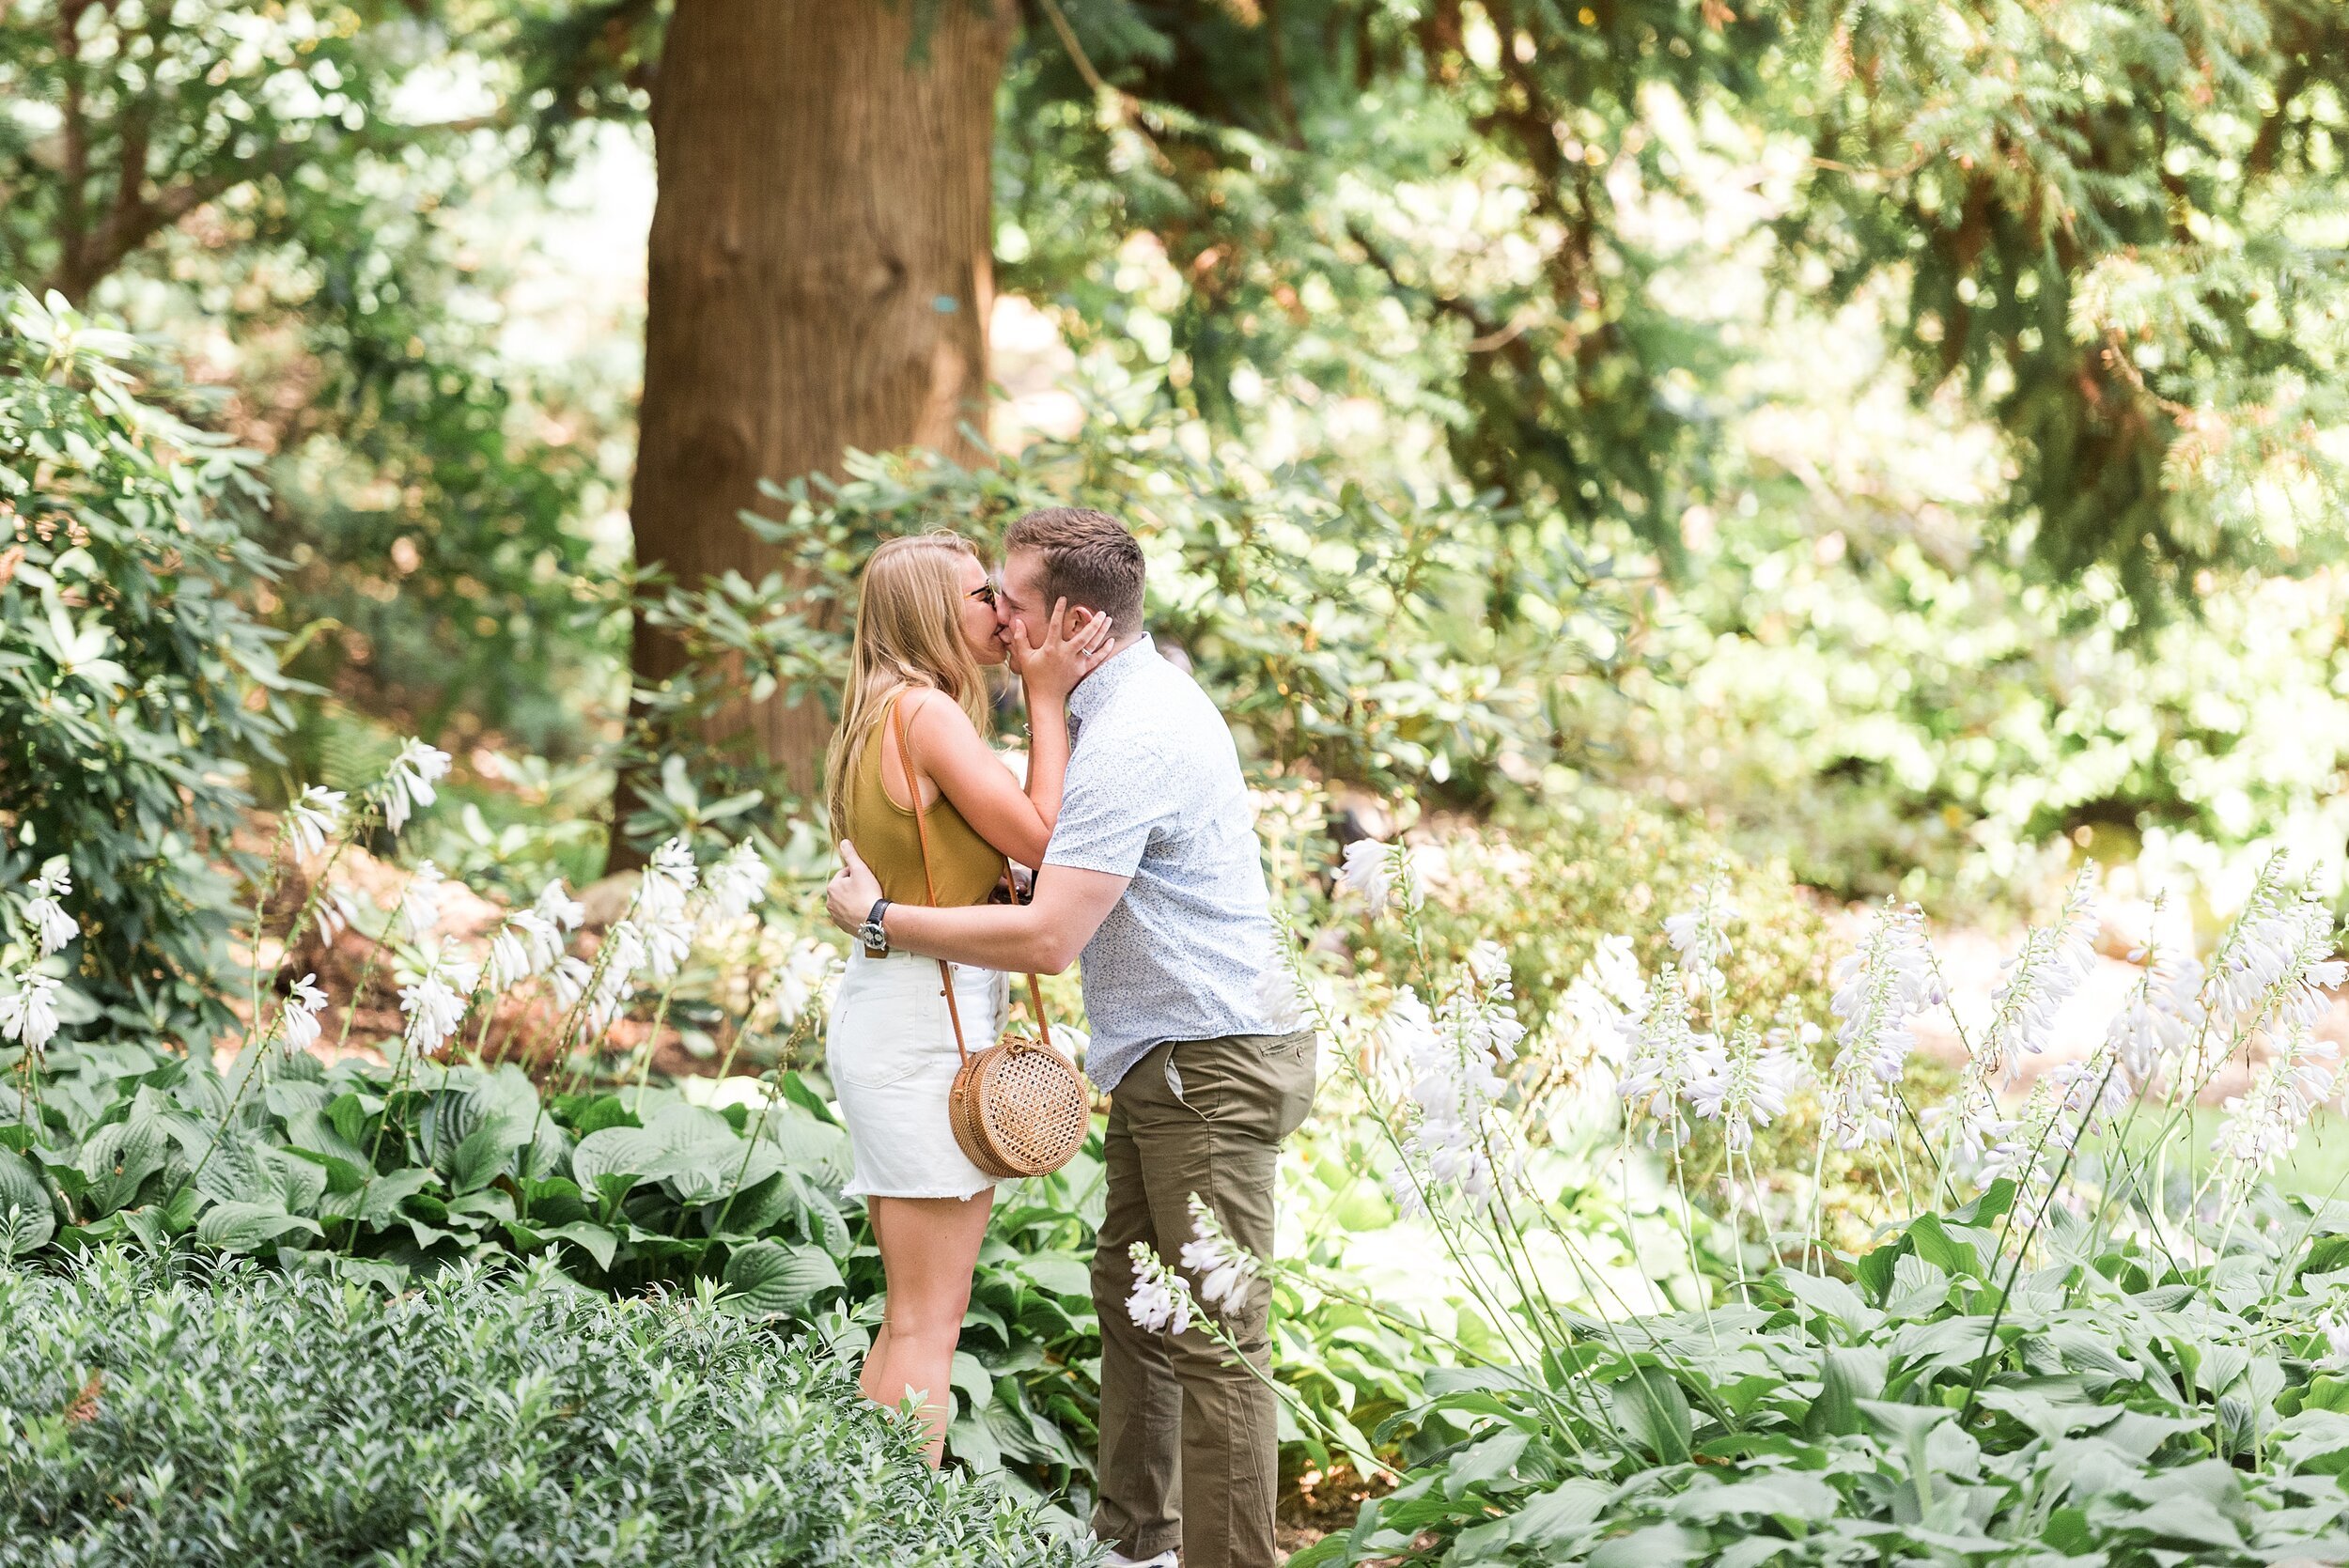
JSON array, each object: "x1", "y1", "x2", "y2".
[{"x1": 823, "y1": 531, "x2": 993, "y2": 836}]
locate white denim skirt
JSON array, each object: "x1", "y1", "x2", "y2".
[{"x1": 828, "y1": 949, "x2": 1007, "y2": 1202}]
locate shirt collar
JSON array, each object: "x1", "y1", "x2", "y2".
[{"x1": 1068, "y1": 636, "x2": 1157, "y2": 726}]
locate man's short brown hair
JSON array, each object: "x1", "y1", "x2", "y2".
[{"x1": 1002, "y1": 506, "x2": 1146, "y2": 628}]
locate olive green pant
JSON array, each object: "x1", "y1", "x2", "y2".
[{"x1": 1090, "y1": 1030, "x2": 1319, "y2": 1568}]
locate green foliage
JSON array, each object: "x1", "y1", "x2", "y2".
[
  {"x1": 1, "y1": 1018, "x2": 1111, "y2": 1507},
  {"x1": 1372, "y1": 801, "x2": 1832, "y2": 1036},
  {"x1": 0, "y1": 291, "x2": 289, "y2": 1044},
  {"x1": 1003, "y1": 0, "x2": 2349, "y2": 609},
  {"x1": 1784, "y1": 0, "x2": 2349, "y2": 602},
  {"x1": 1575, "y1": 496, "x2": 2349, "y2": 912},
  {"x1": 627, "y1": 381, "x2": 1625, "y2": 845},
  {"x1": 0, "y1": 1249, "x2": 1093, "y2": 1567},
  {"x1": 1295, "y1": 1195, "x2": 2349, "y2": 1565},
  {"x1": 0, "y1": 1, "x2": 634, "y2": 768},
  {"x1": 8, "y1": 1031, "x2": 859, "y2": 1294}
]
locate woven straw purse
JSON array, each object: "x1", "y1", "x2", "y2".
[{"x1": 890, "y1": 693, "x2": 1089, "y2": 1180}]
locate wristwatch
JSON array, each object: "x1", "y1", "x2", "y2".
[{"x1": 857, "y1": 897, "x2": 893, "y2": 955}]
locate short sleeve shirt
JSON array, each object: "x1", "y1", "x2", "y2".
[{"x1": 1044, "y1": 639, "x2": 1289, "y2": 1091}]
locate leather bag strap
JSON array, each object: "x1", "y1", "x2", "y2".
[{"x1": 887, "y1": 691, "x2": 1056, "y2": 1063}]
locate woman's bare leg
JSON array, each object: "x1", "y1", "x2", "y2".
[
  {"x1": 862, "y1": 1190, "x2": 995, "y2": 1465},
  {"x1": 857, "y1": 1201, "x2": 894, "y2": 1405}
]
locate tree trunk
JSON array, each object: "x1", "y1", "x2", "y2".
[{"x1": 620, "y1": 0, "x2": 1012, "y2": 861}]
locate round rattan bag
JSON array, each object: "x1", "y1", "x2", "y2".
[
  {"x1": 947, "y1": 1013, "x2": 1089, "y2": 1179},
  {"x1": 888, "y1": 693, "x2": 1089, "y2": 1180}
]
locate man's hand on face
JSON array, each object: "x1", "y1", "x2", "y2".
[{"x1": 826, "y1": 842, "x2": 883, "y2": 937}]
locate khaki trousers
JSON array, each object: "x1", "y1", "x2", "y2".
[{"x1": 1090, "y1": 1030, "x2": 1319, "y2": 1568}]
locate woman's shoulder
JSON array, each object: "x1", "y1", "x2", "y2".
[{"x1": 897, "y1": 684, "x2": 979, "y2": 738}]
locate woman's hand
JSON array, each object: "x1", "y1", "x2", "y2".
[{"x1": 1008, "y1": 598, "x2": 1114, "y2": 705}]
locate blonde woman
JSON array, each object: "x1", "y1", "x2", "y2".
[{"x1": 821, "y1": 530, "x2": 1111, "y2": 1465}]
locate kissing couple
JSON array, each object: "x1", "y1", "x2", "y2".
[{"x1": 821, "y1": 505, "x2": 1318, "y2": 1568}]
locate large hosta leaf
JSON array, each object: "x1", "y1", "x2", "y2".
[
  {"x1": 444, "y1": 1126, "x2": 514, "y2": 1194},
  {"x1": 0, "y1": 1146, "x2": 50, "y2": 1219},
  {"x1": 79, "y1": 1116, "x2": 167, "y2": 1212},
  {"x1": 658, "y1": 1138, "x2": 784, "y2": 1204},
  {"x1": 423, "y1": 1084, "x2": 533, "y2": 1180},
  {"x1": 0, "y1": 1146, "x2": 54, "y2": 1258},
  {"x1": 198, "y1": 1202, "x2": 322, "y2": 1252},
  {"x1": 569, "y1": 1127, "x2": 662, "y2": 1201},
  {"x1": 760, "y1": 1104, "x2": 854, "y2": 1187},
  {"x1": 721, "y1": 1238, "x2": 842, "y2": 1319}
]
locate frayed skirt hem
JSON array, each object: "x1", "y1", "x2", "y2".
[{"x1": 844, "y1": 1182, "x2": 996, "y2": 1203}]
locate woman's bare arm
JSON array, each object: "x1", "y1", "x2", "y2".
[{"x1": 888, "y1": 605, "x2": 1109, "y2": 868}]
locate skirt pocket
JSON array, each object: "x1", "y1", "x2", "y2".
[{"x1": 831, "y1": 985, "x2": 928, "y2": 1091}]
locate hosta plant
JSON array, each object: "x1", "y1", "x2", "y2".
[{"x1": 1128, "y1": 837, "x2": 2349, "y2": 1564}]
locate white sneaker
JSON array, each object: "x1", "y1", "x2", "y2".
[{"x1": 1102, "y1": 1550, "x2": 1178, "y2": 1568}]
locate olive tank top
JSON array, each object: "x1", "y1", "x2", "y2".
[{"x1": 842, "y1": 692, "x2": 1003, "y2": 909}]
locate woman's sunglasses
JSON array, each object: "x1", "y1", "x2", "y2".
[{"x1": 968, "y1": 582, "x2": 999, "y2": 608}]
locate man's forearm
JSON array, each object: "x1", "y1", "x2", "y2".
[{"x1": 882, "y1": 900, "x2": 1075, "y2": 974}]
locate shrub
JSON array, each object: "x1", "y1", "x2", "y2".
[
  {"x1": 0, "y1": 289, "x2": 290, "y2": 1046},
  {"x1": 0, "y1": 1250, "x2": 1093, "y2": 1567}
]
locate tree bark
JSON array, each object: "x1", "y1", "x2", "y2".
[{"x1": 622, "y1": 0, "x2": 1012, "y2": 857}]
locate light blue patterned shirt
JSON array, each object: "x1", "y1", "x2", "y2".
[{"x1": 1043, "y1": 638, "x2": 1287, "y2": 1091}]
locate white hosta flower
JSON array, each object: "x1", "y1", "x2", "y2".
[
  {"x1": 2210, "y1": 884, "x2": 2343, "y2": 1045},
  {"x1": 770, "y1": 939, "x2": 839, "y2": 1028},
  {"x1": 1820, "y1": 902, "x2": 1937, "y2": 1152},
  {"x1": 637, "y1": 838, "x2": 699, "y2": 983},
  {"x1": 397, "y1": 942, "x2": 478, "y2": 1056},
  {"x1": 380, "y1": 738, "x2": 452, "y2": 835},
  {"x1": 1976, "y1": 872, "x2": 2100, "y2": 1087},
  {"x1": 1561, "y1": 934, "x2": 1645, "y2": 1069},
  {"x1": 1179, "y1": 1194, "x2": 1260, "y2": 1315},
  {"x1": 1387, "y1": 1135, "x2": 1431, "y2": 1219},
  {"x1": 317, "y1": 881, "x2": 366, "y2": 941},
  {"x1": 1618, "y1": 968, "x2": 1704, "y2": 1147},
  {"x1": 397, "y1": 862, "x2": 448, "y2": 942},
  {"x1": 1663, "y1": 868, "x2": 1738, "y2": 995},
  {"x1": 701, "y1": 841, "x2": 770, "y2": 927},
  {"x1": 1945, "y1": 874, "x2": 2101, "y2": 1174},
  {"x1": 535, "y1": 877, "x2": 586, "y2": 935},
  {"x1": 0, "y1": 973, "x2": 62, "y2": 1051},
  {"x1": 484, "y1": 909, "x2": 560, "y2": 994},
  {"x1": 576, "y1": 922, "x2": 646, "y2": 1039},
  {"x1": 281, "y1": 973, "x2": 330, "y2": 1054},
  {"x1": 286, "y1": 785, "x2": 347, "y2": 859},
  {"x1": 1386, "y1": 973, "x2": 1521, "y2": 1205},
  {"x1": 550, "y1": 954, "x2": 594, "y2": 1010},
  {"x1": 2319, "y1": 1312, "x2": 2349, "y2": 1367},
  {"x1": 1686, "y1": 1019, "x2": 1808, "y2": 1153},
  {"x1": 1126, "y1": 1244, "x2": 1194, "y2": 1336},
  {"x1": 1335, "y1": 837, "x2": 1423, "y2": 913},
  {"x1": 22, "y1": 862, "x2": 76, "y2": 956},
  {"x1": 1252, "y1": 955, "x2": 1306, "y2": 1033},
  {"x1": 644, "y1": 920, "x2": 692, "y2": 985},
  {"x1": 2110, "y1": 919, "x2": 2207, "y2": 1092},
  {"x1": 2212, "y1": 1026, "x2": 2339, "y2": 1201}
]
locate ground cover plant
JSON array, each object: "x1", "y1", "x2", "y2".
[{"x1": 0, "y1": 1250, "x2": 1093, "y2": 1567}]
